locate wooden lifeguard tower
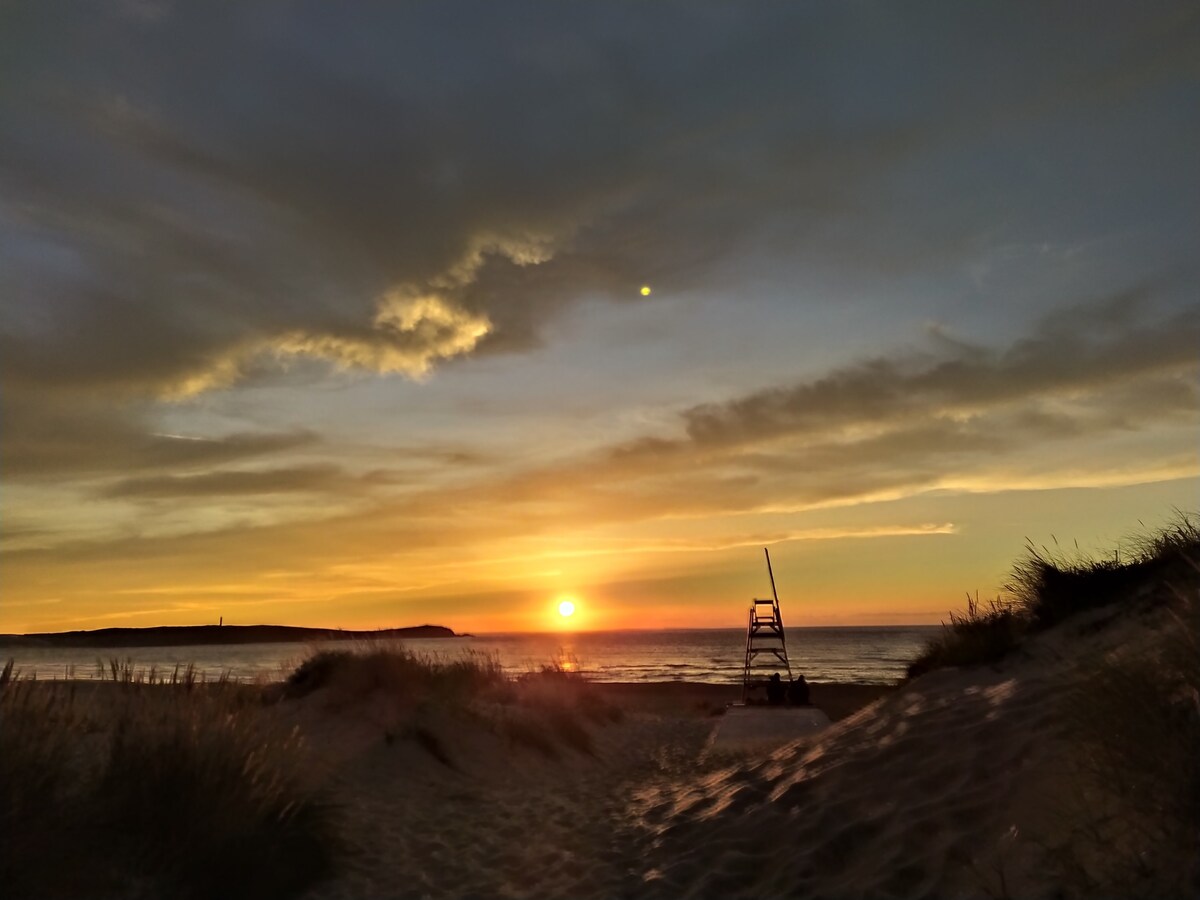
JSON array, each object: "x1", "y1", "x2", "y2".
[
  {"x1": 741, "y1": 548, "x2": 793, "y2": 702},
  {"x1": 710, "y1": 552, "x2": 829, "y2": 749}
]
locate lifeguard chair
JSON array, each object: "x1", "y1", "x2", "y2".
[{"x1": 741, "y1": 548, "x2": 793, "y2": 702}]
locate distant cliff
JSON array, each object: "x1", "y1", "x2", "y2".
[{"x1": 0, "y1": 624, "x2": 460, "y2": 648}]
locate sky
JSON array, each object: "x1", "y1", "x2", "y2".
[{"x1": 1, "y1": 2, "x2": 1197, "y2": 634}]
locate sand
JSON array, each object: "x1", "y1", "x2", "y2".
[
  {"x1": 708, "y1": 705, "x2": 832, "y2": 753},
  {"x1": 289, "y1": 604, "x2": 1193, "y2": 899},
  {"x1": 291, "y1": 681, "x2": 886, "y2": 900},
  {"x1": 19, "y1": 605, "x2": 1183, "y2": 899}
]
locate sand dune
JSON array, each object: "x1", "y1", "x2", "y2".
[
  {"x1": 297, "y1": 685, "x2": 737, "y2": 899},
  {"x1": 292, "y1": 603, "x2": 1191, "y2": 899},
  {"x1": 633, "y1": 605, "x2": 1190, "y2": 899}
]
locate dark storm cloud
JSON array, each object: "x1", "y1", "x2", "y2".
[{"x1": 3, "y1": 2, "x2": 1196, "y2": 397}]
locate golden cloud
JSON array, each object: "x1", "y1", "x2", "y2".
[{"x1": 161, "y1": 291, "x2": 492, "y2": 399}]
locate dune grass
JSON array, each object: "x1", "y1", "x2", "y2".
[
  {"x1": 904, "y1": 593, "x2": 1022, "y2": 679},
  {"x1": 0, "y1": 644, "x2": 626, "y2": 898},
  {"x1": 283, "y1": 644, "x2": 507, "y2": 703},
  {"x1": 93, "y1": 657, "x2": 223, "y2": 687},
  {"x1": 907, "y1": 514, "x2": 1199, "y2": 679},
  {"x1": 0, "y1": 678, "x2": 338, "y2": 900},
  {"x1": 905, "y1": 515, "x2": 1200, "y2": 894},
  {"x1": 280, "y1": 644, "x2": 623, "y2": 761}
]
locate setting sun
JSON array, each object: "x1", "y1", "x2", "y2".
[{"x1": 558, "y1": 599, "x2": 576, "y2": 617}]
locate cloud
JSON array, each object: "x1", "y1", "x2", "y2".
[
  {"x1": 55, "y1": 294, "x2": 1191, "y2": 559},
  {"x1": 160, "y1": 290, "x2": 492, "y2": 398},
  {"x1": 420, "y1": 523, "x2": 961, "y2": 566},
  {"x1": 4, "y1": 2, "x2": 1193, "y2": 403},
  {"x1": 2, "y1": 4, "x2": 1197, "y2": 629},
  {"x1": 412, "y1": 294, "x2": 1199, "y2": 528},
  {"x1": 99, "y1": 464, "x2": 400, "y2": 499},
  {"x1": 675, "y1": 290, "x2": 1198, "y2": 452},
  {"x1": 0, "y1": 390, "x2": 317, "y2": 478},
  {"x1": 7, "y1": 292, "x2": 1193, "y2": 567}
]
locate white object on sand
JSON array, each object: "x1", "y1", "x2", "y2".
[{"x1": 708, "y1": 705, "x2": 831, "y2": 753}]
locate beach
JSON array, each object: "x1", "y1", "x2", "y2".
[
  {"x1": 5, "y1": 6, "x2": 1196, "y2": 897},
  {"x1": 281, "y1": 601, "x2": 1193, "y2": 900},
  {"x1": 4, "y1": 565, "x2": 1196, "y2": 900},
  {"x1": 290, "y1": 680, "x2": 894, "y2": 900}
]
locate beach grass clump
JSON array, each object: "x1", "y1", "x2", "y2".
[
  {"x1": 283, "y1": 644, "x2": 615, "y2": 759},
  {"x1": 94, "y1": 658, "x2": 210, "y2": 688},
  {"x1": 1007, "y1": 515, "x2": 1199, "y2": 629},
  {"x1": 281, "y1": 644, "x2": 624, "y2": 762},
  {"x1": 0, "y1": 679, "x2": 338, "y2": 900},
  {"x1": 516, "y1": 663, "x2": 625, "y2": 723},
  {"x1": 0, "y1": 681, "x2": 89, "y2": 894},
  {"x1": 494, "y1": 667, "x2": 628, "y2": 756},
  {"x1": 905, "y1": 593, "x2": 1022, "y2": 680},
  {"x1": 493, "y1": 701, "x2": 596, "y2": 757},
  {"x1": 284, "y1": 644, "x2": 506, "y2": 705},
  {"x1": 907, "y1": 514, "x2": 1199, "y2": 678},
  {"x1": 95, "y1": 690, "x2": 337, "y2": 898},
  {"x1": 1006, "y1": 547, "x2": 1152, "y2": 631}
]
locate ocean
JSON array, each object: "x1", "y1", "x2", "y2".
[{"x1": 2, "y1": 626, "x2": 938, "y2": 685}]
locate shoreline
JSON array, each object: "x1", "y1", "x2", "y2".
[
  {"x1": 590, "y1": 680, "x2": 894, "y2": 721},
  {"x1": 2, "y1": 626, "x2": 932, "y2": 686},
  {"x1": 10, "y1": 677, "x2": 896, "y2": 725}
]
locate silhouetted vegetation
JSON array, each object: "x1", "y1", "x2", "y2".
[
  {"x1": 907, "y1": 514, "x2": 1199, "y2": 679},
  {"x1": 904, "y1": 593, "x2": 1022, "y2": 679},
  {"x1": 0, "y1": 643, "x2": 630, "y2": 899},
  {"x1": 906, "y1": 514, "x2": 1200, "y2": 893},
  {"x1": 0, "y1": 679, "x2": 338, "y2": 900},
  {"x1": 283, "y1": 644, "x2": 506, "y2": 703},
  {"x1": 281, "y1": 644, "x2": 622, "y2": 761}
]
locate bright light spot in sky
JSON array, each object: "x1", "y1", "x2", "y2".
[
  {"x1": 640, "y1": 285, "x2": 651, "y2": 296},
  {"x1": 558, "y1": 599, "x2": 576, "y2": 617}
]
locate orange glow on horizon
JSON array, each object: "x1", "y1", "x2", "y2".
[{"x1": 3, "y1": 480, "x2": 1191, "y2": 635}]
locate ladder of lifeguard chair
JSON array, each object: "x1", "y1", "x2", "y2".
[{"x1": 741, "y1": 548, "x2": 793, "y2": 702}]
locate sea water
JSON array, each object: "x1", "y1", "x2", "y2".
[{"x1": 2, "y1": 626, "x2": 938, "y2": 685}]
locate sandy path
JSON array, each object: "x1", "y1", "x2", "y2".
[
  {"x1": 299, "y1": 682, "x2": 894, "y2": 898},
  {"x1": 303, "y1": 708, "x2": 721, "y2": 899}
]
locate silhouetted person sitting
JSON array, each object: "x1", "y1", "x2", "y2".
[
  {"x1": 766, "y1": 672, "x2": 786, "y2": 706},
  {"x1": 788, "y1": 673, "x2": 810, "y2": 706}
]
